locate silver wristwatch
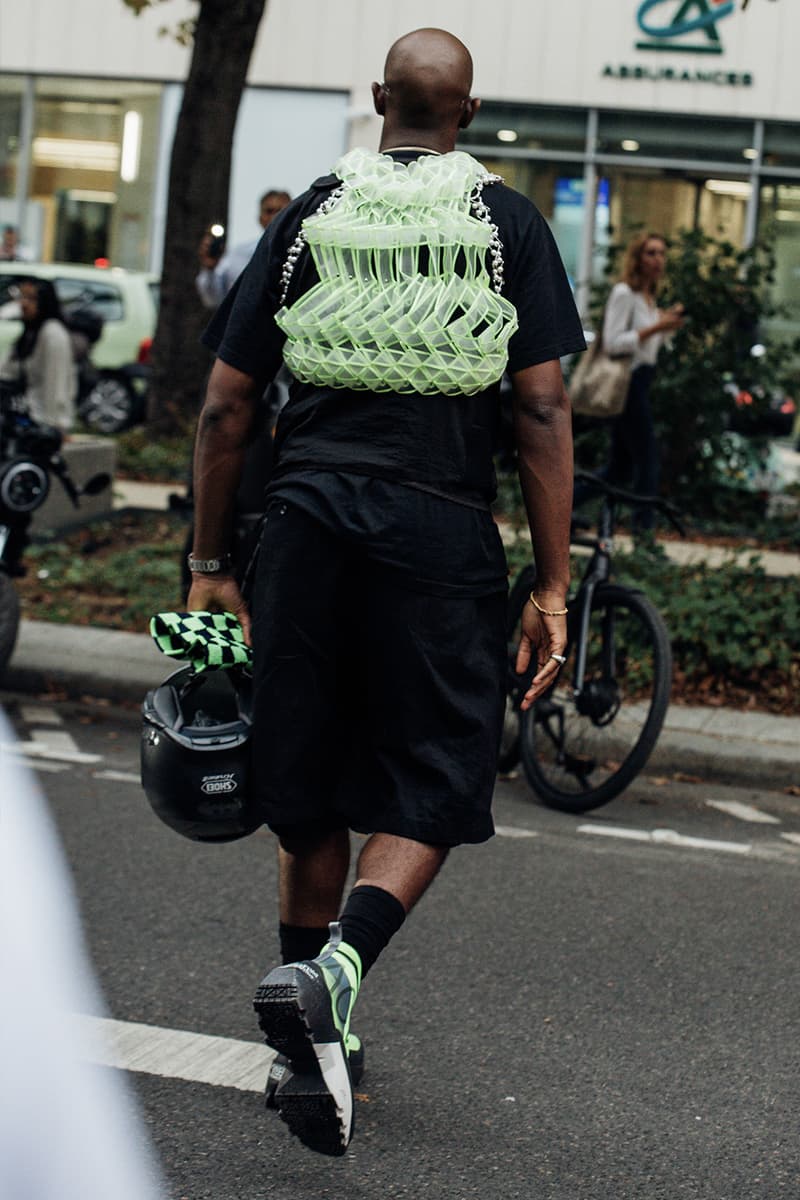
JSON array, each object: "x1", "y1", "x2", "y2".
[{"x1": 187, "y1": 553, "x2": 233, "y2": 575}]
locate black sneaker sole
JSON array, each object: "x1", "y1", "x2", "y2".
[
  {"x1": 265, "y1": 1042, "x2": 365, "y2": 1111},
  {"x1": 254, "y1": 969, "x2": 353, "y2": 1155},
  {"x1": 275, "y1": 1068, "x2": 350, "y2": 1157}
]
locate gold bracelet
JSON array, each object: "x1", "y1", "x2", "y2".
[{"x1": 529, "y1": 592, "x2": 568, "y2": 616}]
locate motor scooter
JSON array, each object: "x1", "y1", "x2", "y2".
[{"x1": 0, "y1": 382, "x2": 111, "y2": 676}]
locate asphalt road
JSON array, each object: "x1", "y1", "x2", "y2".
[{"x1": 3, "y1": 691, "x2": 799, "y2": 1200}]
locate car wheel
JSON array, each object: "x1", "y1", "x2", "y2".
[{"x1": 79, "y1": 375, "x2": 141, "y2": 434}]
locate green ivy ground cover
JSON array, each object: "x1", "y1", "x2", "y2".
[{"x1": 17, "y1": 512, "x2": 187, "y2": 634}]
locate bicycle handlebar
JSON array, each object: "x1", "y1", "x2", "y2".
[{"x1": 573, "y1": 470, "x2": 686, "y2": 537}]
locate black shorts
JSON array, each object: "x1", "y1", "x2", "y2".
[{"x1": 249, "y1": 495, "x2": 507, "y2": 846}]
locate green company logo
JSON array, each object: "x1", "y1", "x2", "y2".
[
  {"x1": 602, "y1": 0, "x2": 752, "y2": 86},
  {"x1": 636, "y1": 0, "x2": 735, "y2": 54}
]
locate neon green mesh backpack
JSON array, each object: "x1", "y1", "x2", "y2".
[{"x1": 276, "y1": 148, "x2": 518, "y2": 397}]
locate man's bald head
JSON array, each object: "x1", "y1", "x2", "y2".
[{"x1": 374, "y1": 29, "x2": 478, "y2": 138}]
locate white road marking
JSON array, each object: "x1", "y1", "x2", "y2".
[
  {"x1": 93, "y1": 769, "x2": 141, "y2": 784},
  {"x1": 70, "y1": 1014, "x2": 274, "y2": 1093},
  {"x1": 20, "y1": 704, "x2": 63, "y2": 726},
  {"x1": 2, "y1": 740, "x2": 103, "y2": 765},
  {"x1": 32, "y1": 729, "x2": 82, "y2": 756},
  {"x1": 705, "y1": 799, "x2": 781, "y2": 825},
  {"x1": 779, "y1": 832, "x2": 800, "y2": 847},
  {"x1": 579, "y1": 824, "x2": 651, "y2": 843},
  {"x1": 4, "y1": 753, "x2": 69, "y2": 774},
  {"x1": 578, "y1": 824, "x2": 752, "y2": 855},
  {"x1": 494, "y1": 824, "x2": 539, "y2": 839}
]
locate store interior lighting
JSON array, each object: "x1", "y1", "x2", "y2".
[
  {"x1": 496, "y1": 129, "x2": 518, "y2": 143},
  {"x1": 120, "y1": 110, "x2": 142, "y2": 183},
  {"x1": 68, "y1": 189, "x2": 118, "y2": 205},
  {"x1": 742, "y1": 147, "x2": 759, "y2": 160},
  {"x1": 32, "y1": 136, "x2": 120, "y2": 172},
  {"x1": 705, "y1": 179, "x2": 752, "y2": 197},
  {"x1": 621, "y1": 139, "x2": 640, "y2": 152}
]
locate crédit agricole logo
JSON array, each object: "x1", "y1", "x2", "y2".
[
  {"x1": 636, "y1": 0, "x2": 735, "y2": 54},
  {"x1": 602, "y1": 0, "x2": 752, "y2": 87}
]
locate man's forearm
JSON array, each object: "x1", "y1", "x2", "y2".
[
  {"x1": 511, "y1": 364, "x2": 573, "y2": 598},
  {"x1": 191, "y1": 361, "x2": 259, "y2": 559}
]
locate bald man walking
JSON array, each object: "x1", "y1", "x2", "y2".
[{"x1": 186, "y1": 28, "x2": 584, "y2": 1155}]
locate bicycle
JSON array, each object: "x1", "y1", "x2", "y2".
[{"x1": 500, "y1": 471, "x2": 685, "y2": 814}]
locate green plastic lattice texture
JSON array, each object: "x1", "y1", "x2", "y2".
[{"x1": 276, "y1": 148, "x2": 518, "y2": 396}]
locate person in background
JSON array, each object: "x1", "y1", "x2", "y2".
[
  {"x1": 575, "y1": 231, "x2": 684, "y2": 535},
  {"x1": 196, "y1": 189, "x2": 292, "y2": 310},
  {"x1": 0, "y1": 223, "x2": 33, "y2": 262},
  {"x1": 192, "y1": 190, "x2": 294, "y2": 524},
  {"x1": 0, "y1": 277, "x2": 77, "y2": 432}
]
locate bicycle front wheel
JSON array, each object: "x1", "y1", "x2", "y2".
[{"x1": 519, "y1": 583, "x2": 672, "y2": 813}]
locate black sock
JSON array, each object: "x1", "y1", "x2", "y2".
[
  {"x1": 338, "y1": 885, "x2": 406, "y2": 977},
  {"x1": 279, "y1": 922, "x2": 330, "y2": 965}
]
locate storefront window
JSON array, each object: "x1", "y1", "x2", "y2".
[
  {"x1": 0, "y1": 76, "x2": 24, "y2": 202},
  {"x1": 758, "y1": 183, "x2": 800, "y2": 341},
  {"x1": 459, "y1": 103, "x2": 587, "y2": 156},
  {"x1": 595, "y1": 169, "x2": 751, "y2": 278},
  {"x1": 762, "y1": 123, "x2": 800, "y2": 172},
  {"x1": 603, "y1": 170, "x2": 699, "y2": 244},
  {"x1": 475, "y1": 155, "x2": 587, "y2": 284},
  {"x1": 29, "y1": 77, "x2": 162, "y2": 269},
  {"x1": 597, "y1": 110, "x2": 755, "y2": 166}
]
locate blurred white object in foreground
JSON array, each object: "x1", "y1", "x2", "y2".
[{"x1": 0, "y1": 711, "x2": 164, "y2": 1200}]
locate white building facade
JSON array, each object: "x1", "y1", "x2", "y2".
[{"x1": 1, "y1": 0, "x2": 798, "y2": 323}]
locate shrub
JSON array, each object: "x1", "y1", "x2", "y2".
[
  {"x1": 606, "y1": 550, "x2": 797, "y2": 712},
  {"x1": 115, "y1": 427, "x2": 194, "y2": 483}
]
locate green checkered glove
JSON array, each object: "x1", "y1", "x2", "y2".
[{"x1": 149, "y1": 611, "x2": 252, "y2": 673}]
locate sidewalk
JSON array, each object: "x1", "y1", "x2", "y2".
[
  {"x1": 118, "y1": 477, "x2": 800, "y2": 575},
  {"x1": 2, "y1": 475, "x2": 795, "y2": 791},
  {"x1": 114, "y1": 478, "x2": 179, "y2": 512}
]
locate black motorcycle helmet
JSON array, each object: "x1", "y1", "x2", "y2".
[{"x1": 141, "y1": 664, "x2": 262, "y2": 842}]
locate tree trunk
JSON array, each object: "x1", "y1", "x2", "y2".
[{"x1": 148, "y1": 0, "x2": 267, "y2": 433}]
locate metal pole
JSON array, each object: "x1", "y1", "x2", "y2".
[
  {"x1": 15, "y1": 75, "x2": 35, "y2": 244},
  {"x1": 575, "y1": 109, "x2": 598, "y2": 322},
  {"x1": 743, "y1": 119, "x2": 764, "y2": 249}
]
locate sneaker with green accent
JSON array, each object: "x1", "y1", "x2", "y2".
[{"x1": 253, "y1": 922, "x2": 362, "y2": 1155}]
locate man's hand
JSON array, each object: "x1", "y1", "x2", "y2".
[
  {"x1": 198, "y1": 232, "x2": 222, "y2": 270},
  {"x1": 515, "y1": 596, "x2": 568, "y2": 710},
  {"x1": 186, "y1": 574, "x2": 252, "y2": 647}
]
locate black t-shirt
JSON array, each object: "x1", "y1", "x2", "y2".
[{"x1": 203, "y1": 150, "x2": 585, "y2": 506}]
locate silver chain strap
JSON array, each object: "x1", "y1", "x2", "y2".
[
  {"x1": 278, "y1": 185, "x2": 345, "y2": 305},
  {"x1": 470, "y1": 174, "x2": 506, "y2": 295}
]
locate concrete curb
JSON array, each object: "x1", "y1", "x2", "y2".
[
  {"x1": 4, "y1": 620, "x2": 167, "y2": 705},
  {"x1": 3, "y1": 619, "x2": 798, "y2": 793},
  {"x1": 647, "y1": 727, "x2": 798, "y2": 791}
]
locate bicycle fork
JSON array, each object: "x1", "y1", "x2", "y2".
[{"x1": 570, "y1": 549, "x2": 612, "y2": 700}]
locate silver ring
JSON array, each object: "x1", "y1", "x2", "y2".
[{"x1": 550, "y1": 653, "x2": 567, "y2": 665}]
